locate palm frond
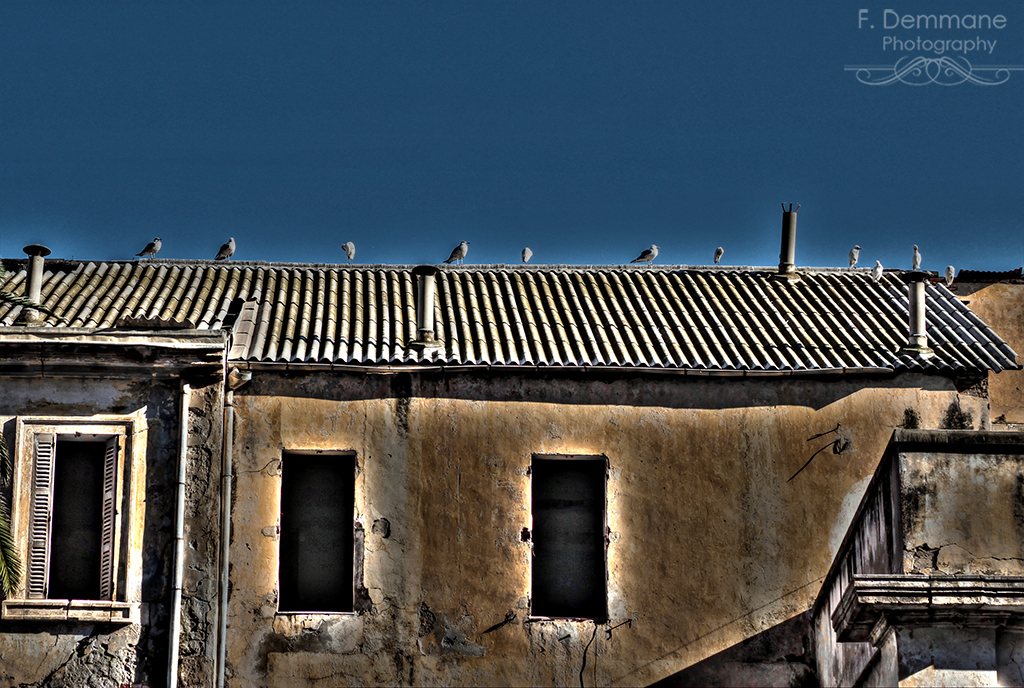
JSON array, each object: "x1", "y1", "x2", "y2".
[
  {"x1": 0, "y1": 429, "x2": 9, "y2": 488},
  {"x1": 0, "y1": 491, "x2": 21, "y2": 598}
]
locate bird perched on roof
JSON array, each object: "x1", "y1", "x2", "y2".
[
  {"x1": 714, "y1": 246, "x2": 724, "y2": 264},
  {"x1": 945, "y1": 265, "x2": 955, "y2": 288},
  {"x1": 343, "y1": 241, "x2": 356, "y2": 262},
  {"x1": 912, "y1": 245, "x2": 921, "y2": 271},
  {"x1": 522, "y1": 247, "x2": 533, "y2": 264},
  {"x1": 631, "y1": 244, "x2": 659, "y2": 266},
  {"x1": 444, "y1": 241, "x2": 469, "y2": 265},
  {"x1": 848, "y1": 245, "x2": 861, "y2": 268},
  {"x1": 215, "y1": 237, "x2": 236, "y2": 261},
  {"x1": 873, "y1": 260, "x2": 883, "y2": 282},
  {"x1": 136, "y1": 237, "x2": 161, "y2": 259}
]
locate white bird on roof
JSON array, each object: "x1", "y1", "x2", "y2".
[
  {"x1": 215, "y1": 237, "x2": 236, "y2": 261},
  {"x1": 343, "y1": 241, "x2": 356, "y2": 262},
  {"x1": 631, "y1": 244, "x2": 659, "y2": 266},
  {"x1": 945, "y1": 265, "x2": 955, "y2": 288},
  {"x1": 873, "y1": 260, "x2": 883, "y2": 282},
  {"x1": 522, "y1": 247, "x2": 533, "y2": 263},
  {"x1": 136, "y1": 237, "x2": 161, "y2": 259},
  {"x1": 912, "y1": 245, "x2": 921, "y2": 271},
  {"x1": 714, "y1": 246, "x2": 724, "y2": 264},
  {"x1": 849, "y1": 245, "x2": 861, "y2": 268},
  {"x1": 444, "y1": 241, "x2": 470, "y2": 265}
]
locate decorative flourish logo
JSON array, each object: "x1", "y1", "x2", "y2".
[
  {"x1": 849, "y1": 9, "x2": 1022, "y2": 86},
  {"x1": 846, "y1": 56, "x2": 1022, "y2": 85}
]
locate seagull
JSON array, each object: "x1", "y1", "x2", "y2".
[
  {"x1": 714, "y1": 247, "x2": 724, "y2": 264},
  {"x1": 214, "y1": 237, "x2": 236, "y2": 261},
  {"x1": 522, "y1": 247, "x2": 533, "y2": 264},
  {"x1": 343, "y1": 241, "x2": 356, "y2": 262},
  {"x1": 631, "y1": 244, "x2": 659, "y2": 266},
  {"x1": 945, "y1": 265, "x2": 955, "y2": 288},
  {"x1": 444, "y1": 241, "x2": 470, "y2": 265},
  {"x1": 136, "y1": 237, "x2": 161, "y2": 259},
  {"x1": 848, "y1": 245, "x2": 861, "y2": 268},
  {"x1": 912, "y1": 245, "x2": 921, "y2": 271},
  {"x1": 872, "y1": 260, "x2": 883, "y2": 282}
]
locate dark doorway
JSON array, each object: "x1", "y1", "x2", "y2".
[
  {"x1": 532, "y1": 456, "x2": 607, "y2": 619},
  {"x1": 279, "y1": 453, "x2": 356, "y2": 613}
]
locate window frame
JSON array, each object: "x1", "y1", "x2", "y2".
[
  {"x1": 276, "y1": 449, "x2": 361, "y2": 616},
  {"x1": 1, "y1": 413, "x2": 146, "y2": 624},
  {"x1": 529, "y1": 453, "x2": 609, "y2": 622}
]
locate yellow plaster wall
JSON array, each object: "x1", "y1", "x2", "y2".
[
  {"x1": 955, "y1": 281, "x2": 1024, "y2": 424},
  {"x1": 224, "y1": 373, "x2": 981, "y2": 687}
]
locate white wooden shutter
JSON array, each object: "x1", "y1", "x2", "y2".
[
  {"x1": 99, "y1": 437, "x2": 118, "y2": 600},
  {"x1": 27, "y1": 433, "x2": 55, "y2": 599}
]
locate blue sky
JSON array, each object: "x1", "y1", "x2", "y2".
[{"x1": 2, "y1": 1, "x2": 1021, "y2": 271}]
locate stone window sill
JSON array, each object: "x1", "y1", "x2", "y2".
[{"x1": 1, "y1": 599, "x2": 138, "y2": 624}]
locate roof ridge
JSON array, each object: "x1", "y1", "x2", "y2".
[{"x1": 2, "y1": 257, "x2": 906, "y2": 275}]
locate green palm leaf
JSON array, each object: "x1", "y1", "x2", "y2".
[
  {"x1": 0, "y1": 491, "x2": 21, "y2": 598},
  {"x1": 0, "y1": 370, "x2": 23, "y2": 597}
]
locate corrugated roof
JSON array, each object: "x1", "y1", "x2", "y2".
[
  {"x1": 954, "y1": 268, "x2": 1022, "y2": 283},
  {"x1": 1, "y1": 259, "x2": 1019, "y2": 374}
]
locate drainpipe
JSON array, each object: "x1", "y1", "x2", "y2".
[
  {"x1": 410, "y1": 265, "x2": 442, "y2": 349},
  {"x1": 899, "y1": 271, "x2": 934, "y2": 356},
  {"x1": 15, "y1": 244, "x2": 51, "y2": 325},
  {"x1": 216, "y1": 389, "x2": 234, "y2": 688},
  {"x1": 168, "y1": 383, "x2": 192, "y2": 688},
  {"x1": 776, "y1": 204, "x2": 800, "y2": 280}
]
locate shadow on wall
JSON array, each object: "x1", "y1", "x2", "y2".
[
  {"x1": 241, "y1": 370, "x2": 960, "y2": 412},
  {"x1": 652, "y1": 611, "x2": 819, "y2": 688}
]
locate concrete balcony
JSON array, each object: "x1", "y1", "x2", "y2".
[{"x1": 813, "y1": 429, "x2": 1024, "y2": 687}]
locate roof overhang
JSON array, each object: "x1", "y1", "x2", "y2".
[{"x1": 0, "y1": 327, "x2": 227, "y2": 379}]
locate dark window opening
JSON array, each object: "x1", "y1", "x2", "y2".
[
  {"x1": 531, "y1": 456, "x2": 607, "y2": 620},
  {"x1": 279, "y1": 453, "x2": 356, "y2": 613},
  {"x1": 49, "y1": 441, "x2": 104, "y2": 600}
]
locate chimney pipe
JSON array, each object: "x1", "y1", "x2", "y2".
[
  {"x1": 777, "y1": 204, "x2": 800, "y2": 277},
  {"x1": 16, "y1": 244, "x2": 51, "y2": 325},
  {"x1": 898, "y1": 271, "x2": 933, "y2": 356},
  {"x1": 411, "y1": 265, "x2": 442, "y2": 348}
]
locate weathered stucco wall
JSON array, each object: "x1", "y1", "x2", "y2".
[
  {"x1": 0, "y1": 374, "x2": 223, "y2": 688},
  {"x1": 901, "y1": 447, "x2": 1024, "y2": 575},
  {"x1": 812, "y1": 430, "x2": 1024, "y2": 688},
  {"x1": 224, "y1": 370, "x2": 982, "y2": 687},
  {"x1": 955, "y1": 281, "x2": 1024, "y2": 425}
]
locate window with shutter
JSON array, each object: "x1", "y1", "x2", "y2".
[
  {"x1": 100, "y1": 436, "x2": 118, "y2": 600},
  {"x1": 1, "y1": 415, "x2": 145, "y2": 624},
  {"x1": 26, "y1": 433, "x2": 55, "y2": 599}
]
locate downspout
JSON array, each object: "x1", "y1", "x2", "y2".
[
  {"x1": 168, "y1": 383, "x2": 192, "y2": 687},
  {"x1": 216, "y1": 388, "x2": 234, "y2": 688}
]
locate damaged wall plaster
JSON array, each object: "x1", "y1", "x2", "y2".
[{"x1": 223, "y1": 371, "x2": 979, "y2": 687}]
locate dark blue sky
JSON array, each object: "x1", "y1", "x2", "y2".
[{"x1": 2, "y1": 1, "x2": 1021, "y2": 271}]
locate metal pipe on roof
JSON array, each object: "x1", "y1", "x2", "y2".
[
  {"x1": 411, "y1": 265, "x2": 442, "y2": 348},
  {"x1": 778, "y1": 208, "x2": 798, "y2": 277},
  {"x1": 899, "y1": 271, "x2": 934, "y2": 356},
  {"x1": 15, "y1": 244, "x2": 51, "y2": 325}
]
